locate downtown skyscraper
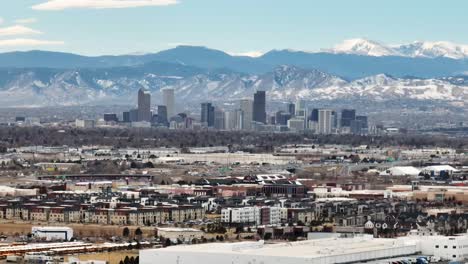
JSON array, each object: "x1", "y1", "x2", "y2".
[
  {"x1": 201, "y1": 102, "x2": 215, "y2": 127},
  {"x1": 138, "y1": 88, "x2": 151, "y2": 122},
  {"x1": 239, "y1": 99, "x2": 253, "y2": 130},
  {"x1": 253, "y1": 90, "x2": 266, "y2": 124},
  {"x1": 162, "y1": 88, "x2": 175, "y2": 119}
]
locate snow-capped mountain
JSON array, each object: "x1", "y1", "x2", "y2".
[
  {"x1": 326, "y1": 39, "x2": 400, "y2": 57},
  {"x1": 397, "y1": 41, "x2": 468, "y2": 59},
  {"x1": 0, "y1": 64, "x2": 465, "y2": 107},
  {"x1": 2, "y1": 46, "x2": 468, "y2": 80},
  {"x1": 312, "y1": 74, "x2": 468, "y2": 101},
  {"x1": 328, "y1": 38, "x2": 468, "y2": 59}
]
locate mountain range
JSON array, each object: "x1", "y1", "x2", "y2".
[
  {"x1": 327, "y1": 38, "x2": 468, "y2": 59},
  {"x1": 0, "y1": 63, "x2": 466, "y2": 107},
  {"x1": 0, "y1": 39, "x2": 468, "y2": 107},
  {"x1": 3, "y1": 44, "x2": 468, "y2": 80}
]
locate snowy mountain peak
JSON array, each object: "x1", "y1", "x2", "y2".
[
  {"x1": 327, "y1": 38, "x2": 468, "y2": 59},
  {"x1": 327, "y1": 38, "x2": 400, "y2": 57},
  {"x1": 397, "y1": 41, "x2": 468, "y2": 59},
  {"x1": 351, "y1": 73, "x2": 397, "y2": 86}
]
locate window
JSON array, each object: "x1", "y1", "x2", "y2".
[
  {"x1": 435, "y1": 245, "x2": 439, "y2": 248},
  {"x1": 453, "y1": 255, "x2": 456, "y2": 258},
  {"x1": 444, "y1": 245, "x2": 448, "y2": 248},
  {"x1": 453, "y1": 246, "x2": 457, "y2": 249}
]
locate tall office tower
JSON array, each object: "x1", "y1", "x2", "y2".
[
  {"x1": 307, "y1": 108, "x2": 319, "y2": 132},
  {"x1": 352, "y1": 115, "x2": 369, "y2": 134},
  {"x1": 356, "y1": 115, "x2": 368, "y2": 130},
  {"x1": 122, "y1": 111, "x2": 130, "y2": 123},
  {"x1": 341, "y1": 109, "x2": 356, "y2": 127},
  {"x1": 129, "y1": 109, "x2": 139, "y2": 122},
  {"x1": 309, "y1": 109, "x2": 319, "y2": 122},
  {"x1": 295, "y1": 99, "x2": 307, "y2": 117},
  {"x1": 224, "y1": 111, "x2": 235, "y2": 131},
  {"x1": 201, "y1": 103, "x2": 215, "y2": 127},
  {"x1": 157, "y1": 105, "x2": 168, "y2": 126},
  {"x1": 138, "y1": 88, "x2": 152, "y2": 122},
  {"x1": 275, "y1": 111, "x2": 291, "y2": 126},
  {"x1": 214, "y1": 108, "x2": 225, "y2": 130},
  {"x1": 234, "y1": 109, "x2": 244, "y2": 130},
  {"x1": 318, "y1": 109, "x2": 333, "y2": 134},
  {"x1": 224, "y1": 110, "x2": 242, "y2": 131},
  {"x1": 239, "y1": 99, "x2": 253, "y2": 130},
  {"x1": 253, "y1": 91, "x2": 266, "y2": 124},
  {"x1": 288, "y1": 103, "x2": 296, "y2": 116},
  {"x1": 162, "y1": 88, "x2": 175, "y2": 118},
  {"x1": 332, "y1": 111, "x2": 339, "y2": 129}
]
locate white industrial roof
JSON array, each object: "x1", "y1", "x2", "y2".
[
  {"x1": 380, "y1": 166, "x2": 421, "y2": 176},
  {"x1": 422, "y1": 165, "x2": 459, "y2": 173},
  {"x1": 144, "y1": 236, "x2": 417, "y2": 258}
]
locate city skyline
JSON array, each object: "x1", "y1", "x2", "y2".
[{"x1": 0, "y1": 2, "x2": 467, "y2": 264}]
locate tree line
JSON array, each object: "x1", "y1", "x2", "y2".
[{"x1": 0, "y1": 127, "x2": 466, "y2": 151}]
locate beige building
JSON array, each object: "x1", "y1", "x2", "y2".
[{"x1": 156, "y1": 228, "x2": 204, "y2": 243}]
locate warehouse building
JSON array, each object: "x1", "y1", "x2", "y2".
[
  {"x1": 32, "y1": 226, "x2": 73, "y2": 241},
  {"x1": 140, "y1": 236, "x2": 418, "y2": 264},
  {"x1": 141, "y1": 233, "x2": 468, "y2": 264}
]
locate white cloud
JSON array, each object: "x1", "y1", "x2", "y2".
[
  {"x1": 0, "y1": 17, "x2": 4, "y2": 25},
  {"x1": 32, "y1": 0, "x2": 178, "y2": 11},
  {"x1": 0, "y1": 25, "x2": 42, "y2": 37},
  {"x1": 228, "y1": 51, "x2": 264, "y2": 57},
  {"x1": 0, "y1": 38, "x2": 64, "y2": 47},
  {"x1": 15, "y1": 18, "x2": 38, "y2": 24}
]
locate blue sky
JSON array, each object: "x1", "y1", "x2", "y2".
[{"x1": 1, "y1": 0, "x2": 468, "y2": 55}]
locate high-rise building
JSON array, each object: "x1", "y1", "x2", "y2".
[
  {"x1": 309, "y1": 109, "x2": 319, "y2": 122},
  {"x1": 307, "y1": 109, "x2": 319, "y2": 131},
  {"x1": 332, "y1": 111, "x2": 339, "y2": 130},
  {"x1": 275, "y1": 111, "x2": 291, "y2": 126},
  {"x1": 253, "y1": 91, "x2": 266, "y2": 124},
  {"x1": 287, "y1": 103, "x2": 296, "y2": 116},
  {"x1": 201, "y1": 103, "x2": 215, "y2": 127},
  {"x1": 162, "y1": 88, "x2": 175, "y2": 118},
  {"x1": 341, "y1": 109, "x2": 356, "y2": 127},
  {"x1": 240, "y1": 99, "x2": 253, "y2": 130},
  {"x1": 138, "y1": 88, "x2": 152, "y2": 122},
  {"x1": 225, "y1": 109, "x2": 243, "y2": 130},
  {"x1": 351, "y1": 115, "x2": 369, "y2": 135},
  {"x1": 157, "y1": 105, "x2": 168, "y2": 126},
  {"x1": 122, "y1": 111, "x2": 130, "y2": 123},
  {"x1": 214, "y1": 108, "x2": 225, "y2": 130},
  {"x1": 356, "y1": 115, "x2": 368, "y2": 129},
  {"x1": 295, "y1": 99, "x2": 307, "y2": 117},
  {"x1": 129, "y1": 109, "x2": 139, "y2": 122},
  {"x1": 318, "y1": 109, "x2": 333, "y2": 134}
]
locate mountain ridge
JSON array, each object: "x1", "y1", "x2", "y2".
[
  {"x1": 1, "y1": 45, "x2": 468, "y2": 80},
  {"x1": 0, "y1": 63, "x2": 465, "y2": 107}
]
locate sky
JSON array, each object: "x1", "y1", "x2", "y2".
[{"x1": 1, "y1": 0, "x2": 468, "y2": 56}]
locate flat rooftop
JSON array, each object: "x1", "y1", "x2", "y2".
[{"x1": 143, "y1": 236, "x2": 418, "y2": 258}]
